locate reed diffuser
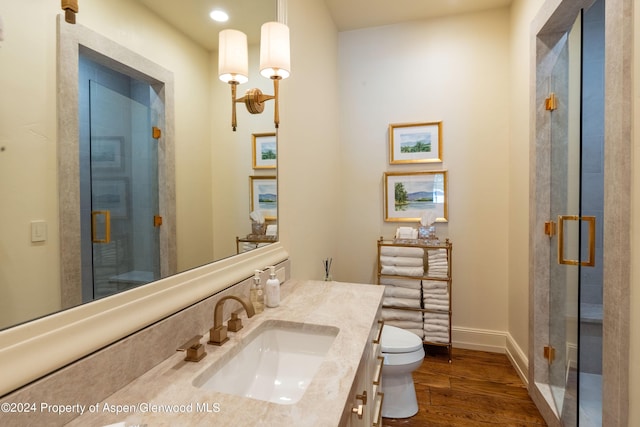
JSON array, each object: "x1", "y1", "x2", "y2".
[{"x1": 322, "y1": 258, "x2": 332, "y2": 281}]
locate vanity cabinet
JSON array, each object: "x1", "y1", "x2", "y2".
[
  {"x1": 341, "y1": 315, "x2": 385, "y2": 427},
  {"x1": 377, "y1": 237, "x2": 453, "y2": 361}
]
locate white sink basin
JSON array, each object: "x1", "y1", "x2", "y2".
[{"x1": 193, "y1": 321, "x2": 339, "y2": 405}]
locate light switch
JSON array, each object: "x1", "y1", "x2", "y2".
[{"x1": 31, "y1": 220, "x2": 47, "y2": 243}]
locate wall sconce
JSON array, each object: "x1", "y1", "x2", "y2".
[{"x1": 219, "y1": 22, "x2": 290, "y2": 131}]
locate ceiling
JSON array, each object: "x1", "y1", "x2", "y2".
[
  {"x1": 325, "y1": 0, "x2": 513, "y2": 32},
  {"x1": 137, "y1": 0, "x2": 513, "y2": 51}
]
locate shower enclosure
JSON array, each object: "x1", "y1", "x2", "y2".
[
  {"x1": 533, "y1": 0, "x2": 605, "y2": 425},
  {"x1": 79, "y1": 55, "x2": 163, "y2": 300}
]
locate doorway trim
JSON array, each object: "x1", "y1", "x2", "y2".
[
  {"x1": 528, "y1": 0, "x2": 631, "y2": 425},
  {"x1": 57, "y1": 15, "x2": 177, "y2": 308}
]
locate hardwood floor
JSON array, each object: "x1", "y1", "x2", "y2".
[{"x1": 382, "y1": 347, "x2": 547, "y2": 426}]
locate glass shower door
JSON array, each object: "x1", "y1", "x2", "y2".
[
  {"x1": 547, "y1": 12, "x2": 582, "y2": 424},
  {"x1": 89, "y1": 80, "x2": 160, "y2": 299}
]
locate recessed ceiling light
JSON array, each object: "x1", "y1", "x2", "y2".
[{"x1": 210, "y1": 10, "x2": 229, "y2": 22}]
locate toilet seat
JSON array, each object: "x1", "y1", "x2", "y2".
[{"x1": 381, "y1": 325, "x2": 423, "y2": 353}]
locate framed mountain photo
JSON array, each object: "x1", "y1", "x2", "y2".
[
  {"x1": 389, "y1": 121, "x2": 443, "y2": 164},
  {"x1": 383, "y1": 170, "x2": 448, "y2": 222}
]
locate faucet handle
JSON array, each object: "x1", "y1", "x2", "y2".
[
  {"x1": 209, "y1": 325, "x2": 229, "y2": 346},
  {"x1": 227, "y1": 312, "x2": 243, "y2": 332},
  {"x1": 177, "y1": 335, "x2": 206, "y2": 362}
]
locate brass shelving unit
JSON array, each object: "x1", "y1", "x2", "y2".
[{"x1": 377, "y1": 236, "x2": 453, "y2": 362}]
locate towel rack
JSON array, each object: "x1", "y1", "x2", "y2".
[{"x1": 376, "y1": 236, "x2": 453, "y2": 362}]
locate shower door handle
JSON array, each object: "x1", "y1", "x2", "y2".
[
  {"x1": 91, "y1": 210, "x2": 111, "y2": 243},
  {"x1": 557, "y1": 215, "x2": 595, "y2": 266}
]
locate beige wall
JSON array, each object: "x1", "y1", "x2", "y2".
[
  {"x1": 278, "y1": 0, "x2": 341, "y2": 278},
  {"x1": 508, "y1": 0, "x2": 546, "y2": 371},
  {"x1": 335, "y1": 9, "x2": 512, "y2": 350},
  {"x1": 0, "y1": 1, "x2": 61, "y2": 327}
]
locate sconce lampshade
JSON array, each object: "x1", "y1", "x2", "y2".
[
  {"x1": 218, "y1": 29, "x2": 249, "y2": 84},
  {"x1": 260, "y1": 22, "x2": 290, "y2": 79}
]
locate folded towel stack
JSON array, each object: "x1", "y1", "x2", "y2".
[
  {"x1": 381, "y1": 265, "x2": 424, "y2": 277},
  {"x1": 379, "y1": 255, "x2": 424, "y2": 267},
  {"x1": 422, "y1": 280, "x2": 449, "y2": 311},
  {"x1": 380, "y1": 246, "x2": 425, "y2": 258},
  {"x1": 382, "y1": 309, "x2": 424, "y2": 339},
  {"x1": 381, "y1": 308, "x2": 423, "y2": 322},
  {"x1": 427, "y1": 248, "x2": 449, "y2": 278},
  {"x1": 380, "y1": 246, "x2": 424, "y2": 309},
  {"x1": 383, "y1": 285, "x2": 421, "y2": 299},
  {"x1": 380, "y1": 277, "x2": 421, "y2": 290},
  {"x1": 423, "y1": 311, "x2": 450, "y2": 343}
]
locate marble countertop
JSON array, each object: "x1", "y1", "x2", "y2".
[{"x1": 67, "y1": 279, "x2": 383, "y2": 427}]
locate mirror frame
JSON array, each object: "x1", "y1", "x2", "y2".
[{"x1": 0, "y1": 0, "x2": 288, "y2": 397}]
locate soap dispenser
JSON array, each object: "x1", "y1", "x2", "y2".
[
  {"x1": 250, "y1": 270, "x2": 264, "y2": 313},
  {"x1": 265, "y1": 266, "x2": 280, "y2": 308}
]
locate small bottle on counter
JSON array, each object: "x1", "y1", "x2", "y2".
[
  {"x1": 250, "y1": 269, "x2": 264, "y2": 313},
  {"x1": 265, "y1": 266, "x2": 280, "y2": 308}
]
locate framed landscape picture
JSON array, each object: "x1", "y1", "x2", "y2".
[
  {"x1": 383, "y1": 170, "x2": 448, "y2": 222},
  {"x1": 389, "y1": 122, "x2": 442, "y2": 164},
  {"x1": 250, "y1": 176, "x2": 277, "y2": 220},
  {"x1": 252, "y1": 133, "x2": 277, "y2": 169}
]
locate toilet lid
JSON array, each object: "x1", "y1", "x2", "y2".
[{"x1": 380, "y1": 325, "x2": 423, "y2": 353}]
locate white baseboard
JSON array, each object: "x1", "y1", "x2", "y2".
[{"x1": 452, "y1": 326, "x2": 529, "y2": 385}]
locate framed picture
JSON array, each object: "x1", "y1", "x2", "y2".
[
  {"x1": 252, "y1": 133, "x2": 277, "y2": 169},
  {"x1": 91, "y1": 136, "x2": 125, "y2": 171},
  {"x1": 389, "y1": 122, "x2": 442, "y2": 164},
  {"x1": 383, "y1": 171, "x2": 448, "y2": 222},
  {"x1": 92, "y1": 178, "x2": 129, "y2": 218},
  {"x1": 250, "y1": 176, "x2": 277, "y2": 220}
]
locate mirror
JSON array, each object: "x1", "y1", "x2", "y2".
[{"x1": 0, "y1": 0, "x2": 278, "y2": 330}]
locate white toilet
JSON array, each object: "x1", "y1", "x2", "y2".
[{"x1": 380, "y1": 325, "x2": 425, "y2": 418}]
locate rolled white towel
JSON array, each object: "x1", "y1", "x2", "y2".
[
  {"x1": 424, "y1": 294, "x2": 449, "y2": 303},
  {"x1": 383, "y1": 296, "x2": 421, "y2": 309},
  {"x1": 427, "y1": 248, "x2": 448, "y2": 257},
  {"x1": 380, "y1": 255, "x2": 424, "y2": 267},
  {"x1": 427, "y1": 271, "x2": 449, "y2": 278},
  {"x1": 423, "y1": 280, "x2": 448, "y2": 289},
  {"x1": 422, "y1": 286, "x2": 448, "y2": 295},
  {"x1": 424, "y1": 321, "x2": 449, "y2": 330},
  {"x1": 380, "y1": 246, "x2": 424, "y2": 258},
  {"x1": 383, "y1": 285, "x2": 421, "y2": 299},
  {"x1": 381, "y1": 308, "x2": 423, "y2": 322},
  {"x1": 380, "y1": 277, "x2": 421, "y2": 289},
  {"x1": 424, "y1": 334, "x2": 449, "y2": 344},
  {"x1": 424, "y1": 312, "x2": 449, "y2": 323},
  {"x1": 424, "y1": 302, "x2": 450, "y2": 311},
  {"x1": 424, "y1": 323, "x2": 449, "y2": 333},
  {"x1": 381, "y1": 265, "x2": 424, "y2": 277}
]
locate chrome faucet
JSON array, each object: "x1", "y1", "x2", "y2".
[{"x1": 209, "y1": 295, "x2": 255, "y2": 346}]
